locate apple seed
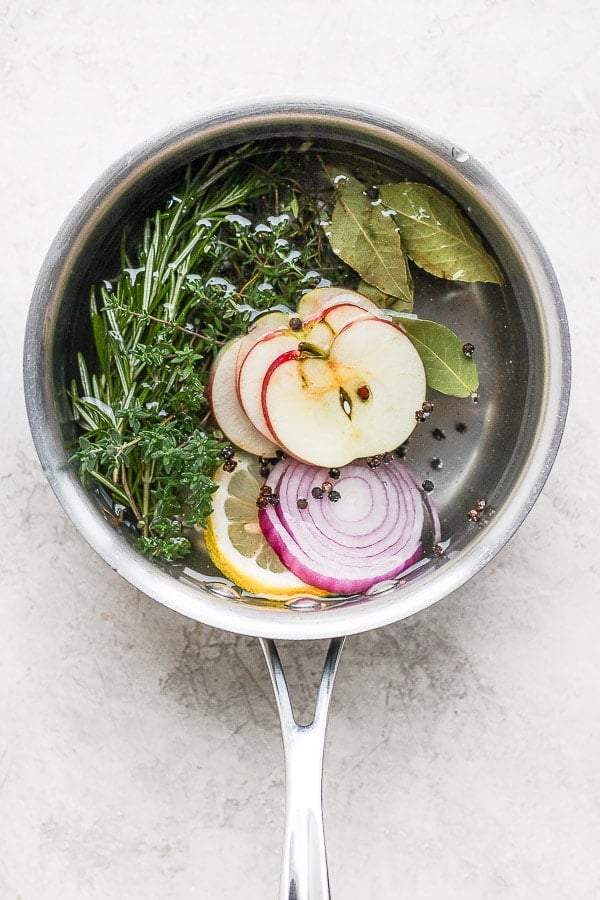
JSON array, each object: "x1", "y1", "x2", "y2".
[{"x1": 339, "y1": 386, "x2": 352, "y2": 418}]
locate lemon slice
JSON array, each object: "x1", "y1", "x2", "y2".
[{"x1": 204, "y1": 452, "x2": 326, "y2": 598}]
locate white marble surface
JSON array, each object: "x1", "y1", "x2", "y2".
[{"x1": 2, "y1": 2, "x2": 599, "y2": 898}]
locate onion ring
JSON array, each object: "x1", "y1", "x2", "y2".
[{"x1": 258, "y1": 457, "x2": 439, "y2": 594}]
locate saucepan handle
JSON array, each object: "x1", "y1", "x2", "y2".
[{"x1": 259, "y1": 636, "x2": 346, "y2": 900}]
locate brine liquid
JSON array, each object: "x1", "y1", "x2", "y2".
[{"x1": 73, "y1": 137, "x2": 524, "y2": 602}]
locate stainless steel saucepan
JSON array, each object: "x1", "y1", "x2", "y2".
[{"x1": 23, "y1": 100, "x2": 570, "y2": 899}]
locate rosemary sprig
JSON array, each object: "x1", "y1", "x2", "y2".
[{"x1": 70, "y1": 144, "x2": 350, "y2": 561}]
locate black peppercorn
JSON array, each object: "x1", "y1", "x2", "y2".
[
  {"x1": 431, "y1": 457, "x2": 443, "y2": 470},
  {"x1": 289, "y1": 316, "x2": 303, "y2": 331},
  {"x1": 268, "y1": 494, "x2": 280, "y2": 507},
  {"x1": 256, "y1": 496, "x2": 268, "y2": 510},
  {"x1": 422, "y1": 479, "x2": 434, "y2": 492},
  {"x1": 311, "y1": 486, "x2": 324, "y2": 499},
  {"x1": 462, "y1": 342, "x2": 475, "y2": 358},
  {"x1": 260, "y1": 464, "x2": 270, "y2": 478},
  {"x1": 431, "y1": 428, "x2": 446, "y2": 441},
  {"x1": 222, "y1": 459, "x2": 237, "y2": 473},
  {"x1": 365, "y1": 185, "x2": 380, "y2": 201},
  {"x1": 328, "y1": 468, "x2": 340, "y2": 480},
  {"x1": 221, "y1": 445, "x2": 235, "y2": 460},
  {"x1": 297, "y1": 498, "x2": 308, "y2": 510},
  {"x1": 328, "y1": 490, "x2": 341, "y2": 502}
]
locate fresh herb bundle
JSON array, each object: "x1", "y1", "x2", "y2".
[{"x1": 70, "y1": 145, "x2": 349, "y2": 560}]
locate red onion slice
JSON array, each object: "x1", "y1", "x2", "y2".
[{"x1": 258, "y1": 457, "x2": 439, "y2": 594}]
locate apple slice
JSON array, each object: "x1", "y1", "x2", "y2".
[
  {"x1": 237, "y1": 330, "x2": 300, "y2": 441},
  {"x1": 206, "y1": 338, "x2": 278, "y2": 457},
  {"x1": 261, "y1": 317, "x2": 426, "y2": 467}
]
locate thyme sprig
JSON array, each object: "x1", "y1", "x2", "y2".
[{"x1": 70, "y1": 145, "x2": 350, "y2": 560}]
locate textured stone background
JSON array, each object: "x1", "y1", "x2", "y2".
[{"x1": 1, "y1": 2, "x2": 599, "y2": 898}]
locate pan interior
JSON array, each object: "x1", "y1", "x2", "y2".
[{"x1": 29, "y1": 108, "x2": 564, "y2": 636}]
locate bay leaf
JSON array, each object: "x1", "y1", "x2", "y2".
[
  {"x1": 379, "y1": 182, "x2": 504, "y2": 285},
  {"x1": 326, "y1": 172, "x2": 413, "y2": 305},
  {"x1": 396, "y1": 316, "x2": 479, "y2": 397},
  {"x1": 357, "y1": 278, "x2": 413, "y2": 313}
]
